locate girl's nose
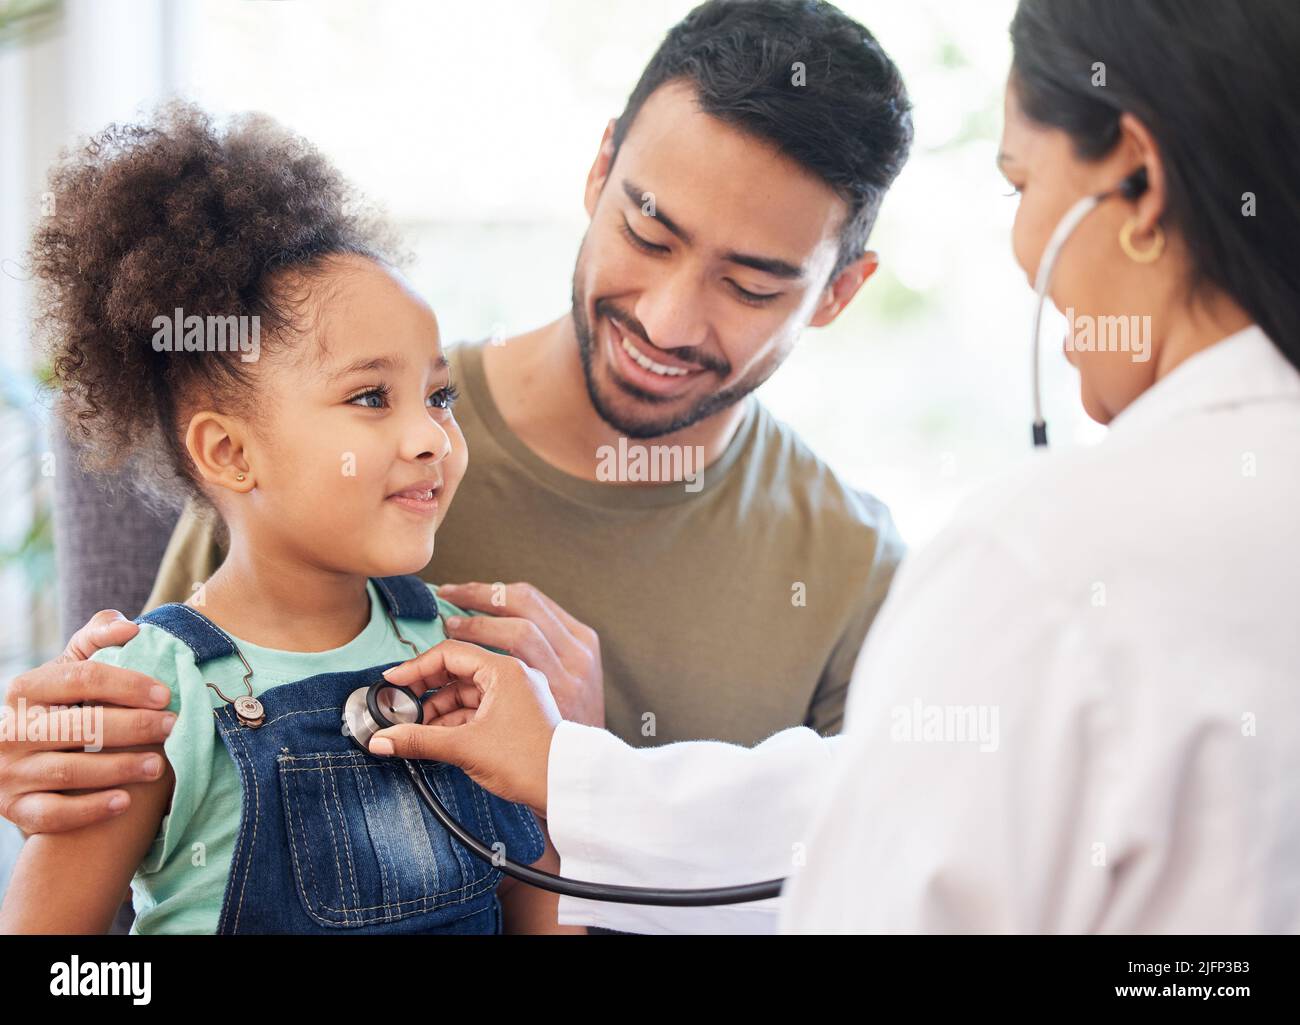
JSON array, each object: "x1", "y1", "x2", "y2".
[{"x1": 406, "y1": 414, "x2": 453, "y2": 464}]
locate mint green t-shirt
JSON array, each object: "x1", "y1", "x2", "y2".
[{"x1": 89, "y1": 581, "x2": 465, "y2": 935}]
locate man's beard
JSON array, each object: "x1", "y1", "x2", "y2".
[{"x1": 571, "y1": 255, "x2": 776, "y2": 441}]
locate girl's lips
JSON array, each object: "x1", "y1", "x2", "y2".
[
  {"x1": 387, "y1": 492, "x2": 439, "y2": 516},
  {"x1": 386, "y1": 481, "x2": 441, "y2": 516}
]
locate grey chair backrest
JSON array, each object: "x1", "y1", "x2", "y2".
[{"x1": 52, "y1": 420, "x2": 178, "y2": 636}]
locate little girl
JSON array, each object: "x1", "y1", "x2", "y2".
[{"x1": 0, "y1": 104, "x2": 581, "y2": 934}]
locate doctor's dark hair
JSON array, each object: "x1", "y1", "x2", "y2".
[
  {"x1": 610, "y1": 0, "x2": 913, "y2": 281},
  {"x1": 1010, "y1": 0, "x2": 1300, "y2": 372},
  {"x1": 31, "y1": 102, "x2": 397, "y2": 510}
]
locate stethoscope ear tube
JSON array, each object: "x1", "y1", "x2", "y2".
[{"x1": 1030, "y1": 191, "x2": 1104, "y2": 449}]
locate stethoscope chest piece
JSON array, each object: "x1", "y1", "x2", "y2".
[{"x1": 342, "y1": 681, "x2": 423, "y2": 752}]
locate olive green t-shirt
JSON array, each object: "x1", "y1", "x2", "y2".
[{"x1": 146, "y1": 340, "x2": 904, "y2": 747}]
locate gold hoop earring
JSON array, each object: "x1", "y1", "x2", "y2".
[{"x1": 1119, "y1": 217, "x2": 1165, "y2": 264}]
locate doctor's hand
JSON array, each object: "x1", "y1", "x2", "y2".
[
  {"x1": 369, "y1": 638, "x2": 560, "y2": 817},
  {"x1": 434, "y1": 582, "x2": 605, "y2": 729}
]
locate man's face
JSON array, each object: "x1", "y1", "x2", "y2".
[{"x1": 573, "y1": 80, "x2": 870, "y2": 439}]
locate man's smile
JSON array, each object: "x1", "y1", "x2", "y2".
[{"x1": 604, "y1": 315, "x2": 709, "y2": 399}]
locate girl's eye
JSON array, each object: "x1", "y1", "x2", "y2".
[
  {"x1": 347, "y1": 386, "x2": 389, "y2": 409},
  {"x1": 427, "y1": 383, "x2": 460, "y2": 410},
  {"x1": 347, "y1": 383, "x2": 459, "y2": 411},
  {"x1": 620, "y1": 218, "x2": 669, "y2": 255},
  {"x1": 728, "y1": 281, "x2": 780, "y2": 306},
  {"x1": 1004, "y1": 184, "x2": 1023, "y2": 197}
]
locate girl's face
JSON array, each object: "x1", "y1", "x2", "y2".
[{"x1": 235, "y1": 256, "x2": 467, "y2": 579}]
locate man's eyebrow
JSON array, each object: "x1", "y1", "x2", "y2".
[
  {"x1": 720, "y1": 251, "x2": 805, "y2": 280},
  {"x1": 622, "y1": 179, "x2": 692, "y2": 243},
  {"x1": 330, "y1": 354, "x2": 449, "y2": 379},
  {"x1": 621, "y1": 178, "x2": 805, "y2": 280}
]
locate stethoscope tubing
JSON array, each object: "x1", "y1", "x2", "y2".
[
  {"x1": 361, "y1": 681, "x2": 785, "y2": 905},
  {"x1": 401, "y1": 757, "x2": 785, "y2": 906}
]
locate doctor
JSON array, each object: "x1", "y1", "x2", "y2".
[{"x1": 368, "y1": 0, "x2": 1300, "y2": 933}]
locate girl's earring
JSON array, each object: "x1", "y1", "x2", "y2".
[
  {"x1": 1120, "y1": 217, "x2": 1165, "y2": 264},
  {"x1": 236, "y1": 473, "x2": 247, "y2": 482}
]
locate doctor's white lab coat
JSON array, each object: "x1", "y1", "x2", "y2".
[{"x1": 547, "y1": 324, "x2": 1300, "y2": 934}]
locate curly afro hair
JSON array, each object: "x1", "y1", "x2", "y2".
[{"x1": 31, "y1": 101, "x2": 398, "y2": 510}]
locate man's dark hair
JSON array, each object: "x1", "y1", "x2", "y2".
[{"x1": 611, "y1": 0, "x2": 913, "y2": 279}]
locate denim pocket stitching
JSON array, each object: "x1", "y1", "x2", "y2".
[
  {"x1": 379, "y1": 761, "x2": 441, "y2": 904},
  {"x1": 351, "y1": 755, "x2": 397, "y2": 918},
  {"x1": 285, "y1": 763, "x2": 328, "y2": 922},
  {"x1": 279, "y1": 758, "x2": 498, "y2": 923},
  {"x1": 284, "y1": 772, "x2": 330, "y2": 922},
  {"x1": 284, "y1": 762, "x2": 365, "y2": 926},
  {"x1": 324, "y1": 757, "x2": 362, "y2": 914}
]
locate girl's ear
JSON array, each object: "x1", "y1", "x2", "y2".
[{"x1": 185, "y1": 411, "x2": 255, "y2": 494}]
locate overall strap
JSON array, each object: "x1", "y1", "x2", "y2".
[
  {"x1": 134, "y1": 604, "x2": 238, "y2": 666},
  {"x1": 371, "y1": 575, "x2": 440, "y2": 621},
  {"x1": 134, "y1": 575, "x2": 436, "y2": 664}
]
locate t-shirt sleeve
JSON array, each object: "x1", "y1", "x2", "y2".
[
  {"x1": 89, "y1": 625, "x2": 217, "y2": 876},
  {"x1": 805, "y1": 498, "x2": 907, "y2": 737}
]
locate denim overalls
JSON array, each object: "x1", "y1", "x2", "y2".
[{"x1": 135, "y1": 575, "x2": 544, "y2": 934}]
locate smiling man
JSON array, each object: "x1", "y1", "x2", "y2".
[{"x1": 0, "y1": 0, "x2": 913, "y2": 847}]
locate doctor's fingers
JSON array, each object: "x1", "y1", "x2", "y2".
[
  {"x1": 371, "y1": 717, "x2": 549, "y2": 810},
  {"x1": 420, "y1": 680, "x2": 482, "y2": 721},
  {"x1": 380, "y1": 638, "x2": 505, "y2": 692},
  {"x1": 369, "y1": 721, "x2": 471, "y2": 765},
  {"x1": 426, "y1": 707, "x2": 476, "y2": 728},
  {"x1": 382, "y1": 639, "x2": 557, "y2": 732}
]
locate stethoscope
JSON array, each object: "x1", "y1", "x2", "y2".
[
  {"x1": 343, "y1": 679, "x2": 784, "y2": 905},
  {"x1": 336, "y1": 169, "x2": 1152, "y2": 908},
  {"x1": 1030, "y1": 167, "x2": 1148, "y2": 447}
]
